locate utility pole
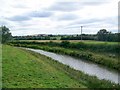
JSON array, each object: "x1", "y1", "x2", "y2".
[{"x1": 80, "y1": 26, "x2": 83, "y2": 41}]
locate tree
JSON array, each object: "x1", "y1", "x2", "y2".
[
  {"x1": 97, "y1": 29, "x2": 111, "y2": 41},
  {"x1": 0, "y1": 26, "x2": 12, "y2": 44}
]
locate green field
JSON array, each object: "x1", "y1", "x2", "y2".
[{"x1": 2, "y1": 45, "x2": 86, "y2": 88}]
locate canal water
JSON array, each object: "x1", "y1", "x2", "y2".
[{"x1": 25, "y1": 48, "x2": 119, "y2": 84}]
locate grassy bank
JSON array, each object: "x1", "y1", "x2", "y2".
[
  {"x1": 2, "y1": 45, "x2": 119, "y2": 88},
  {"x1": 10, "y1": 41, "x2": 119, "y2": 71}
]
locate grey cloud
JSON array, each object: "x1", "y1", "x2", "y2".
[
  {"x1": 28, "y1": 11, "x2": 53, "y2": 18},
  {"x1": 81, "y1": 2, "x2": 107, "y2": 6},
  {"x1": 70, "y1": 18, "x2": 103, "y2": 26},
  {"x1": 65, "y1": 16, "x2": 117, "y2": 29},
  {"x1": 70, "y1": 16, "x2": 117, "y2": 26},
  {"x1": 8, "y1": 15, "x2": 31, "y2": 21},
  {"x1": 57, "y1": 14, "x2": 78, "y2": 21},
  {"x1": 7, "y1": 10, "x2": 53, "y2": 22},
  {"x1": 48, "y1": 1, "x2": 106, "y2": 12},
  {"x1": 48, "y1": 2, "x2": 81, "y2": 12},
  {"x1": 81, "y1": 0, "x2": 109, "y2": 3}
]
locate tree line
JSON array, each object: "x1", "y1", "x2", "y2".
[
  {"x1": 0, "y1": 26, "x2": 120, "y2": 43},
  {"x1": 61, "y1": 29, "x2": 119, "y2": 42},
  {"x1": 14, "y1": 29, "x2": 119, "y2": 42}
]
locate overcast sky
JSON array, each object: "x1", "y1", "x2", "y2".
[{"x1": 0, "y1": 0, "x2": 119, "y2": 36}]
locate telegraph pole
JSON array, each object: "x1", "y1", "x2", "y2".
[{"x1": 80, "y1": 26, "x2": 83, "y2": 41}]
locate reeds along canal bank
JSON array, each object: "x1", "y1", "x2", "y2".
[{"x1": 9, "y1": 41, "x2": 120, "y2": 71}]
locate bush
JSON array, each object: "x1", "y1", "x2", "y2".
[{"x1": 60, "y1": 41, "x2": 70, "y2": 47}]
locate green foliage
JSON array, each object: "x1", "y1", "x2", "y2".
[
  {"x1": 61, "y1": 34, "x2": 97, "y2": 40},
  {"x1": 97, "y1": 29, "x2": 119, "y2": 41},
  {"x1": 0, "y1": 26, "x2": 12, "y2": 44},
  {"x1": 10, "y1": 41, "x2": 119, "y2": 71},
  {"x1": 13, "y1": 31, "x2": 119, "y2": 42},
  {"x1": 11, "y1": 40, "x2": 119, "y2": 54},
  {"x1": 60, "y1": 41, "x2": 70, "y2": 47}
]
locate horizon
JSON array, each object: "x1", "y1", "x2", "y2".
[{"x1": 13, "y1": 31, "x2": 119, "y2": 37}]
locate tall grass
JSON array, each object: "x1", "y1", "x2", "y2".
[{"x1": 10, "y1": 40, "x2": 119, "y2": 54}]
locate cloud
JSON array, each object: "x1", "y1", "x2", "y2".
[
  {"x1": 48, "y1": 2, "x2": 81, "y2": 12},
  {"x1": 28, "y1": 11, "x2": 53, "y2": 18},
  {"x1": 48, "y1": 1, "x2": 107, "y2": 12},
  {"x1": 57, "y1": 14, "x2": 78, "y2": 21},
  {"x1": 69, "y1": 18, "x2": 103, "y2": 27},
  {"x1": 7, "y1": 10, "x2": 53, "y2": 22},
  {"x1": 81, "y1": 2, "x2": 107, "y2": 6},
  {"x1": 7, "y1": 15, "x2": 31, "y2": 21},
  {"x1": 63, "y1": 16, "x2": 117, "y2": 31},
  {"x1": 69, "y1": 16, "x2": 117, "y2": 27}
]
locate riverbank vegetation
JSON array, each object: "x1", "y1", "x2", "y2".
[
  {"x1": 10, "y1": 40, "x2": 119, "y2": 71},
  {"x1": 2, "y1": 45, "x2": 120, "y2": 88}
]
